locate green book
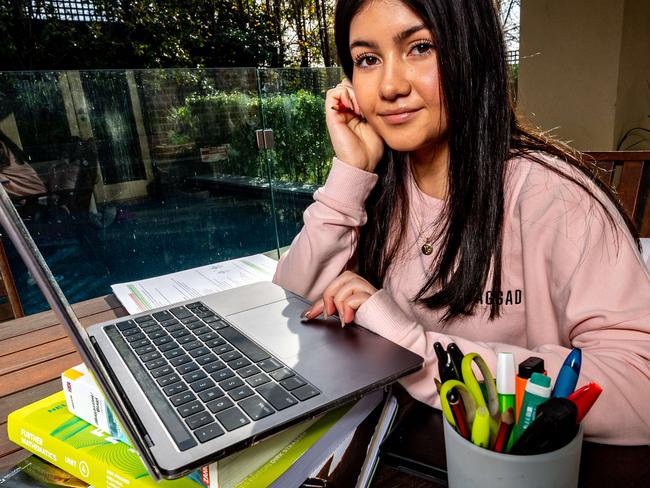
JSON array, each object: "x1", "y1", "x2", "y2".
[{"x1": 7, "y1": 391, "x2": 200, "y2": 488}]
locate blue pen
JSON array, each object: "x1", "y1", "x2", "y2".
[{"x1": 552, "y1": 348, "x2": 582, "y2": 398}]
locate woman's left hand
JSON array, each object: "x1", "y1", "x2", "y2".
[{"x1": 302, "y1": 271, "x2": 378, "y2": 327}]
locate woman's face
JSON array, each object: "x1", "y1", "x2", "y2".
[{"x1": 349, "y1": 0, "x2": 448, "y2": 154}]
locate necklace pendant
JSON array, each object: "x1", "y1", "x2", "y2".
[{"x1": 421, "y1": 242, "x2": 433, "y2": 255}]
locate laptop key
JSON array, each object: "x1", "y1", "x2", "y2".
[
  {"x1": 170, "y1": 391, "x2": 197, "y2": 407},
  {"x1": 116, "y1": 319, "x2": 137, "y2": 331},
  {"x1": 166, "y1": 324, "x2": 184, "y2": 333},
  {"x1": 199, "y1": 386, "x2": 225, "y2": 402},
  {"x1": 208, "y1": 320, "x2": 229, "y2": 330},
  {"x1": 270, "y1": 367, "x2": 295, "y2": 382},
  {"x1": 142, "y1": 324, "x2": 162, "y2": 335},
  {"x1": 178, "y1": 400, "x2": 204, "y2": 418},
  {"x1": 293, "y1": 384, "x2": 321, "y2": 401},
  {"x1": 159, "y1": 342, "x2": 178, "y2": 353},
  {"x1": 186, "y1": 302, "x2": 202, "y2": 309},
  {"x1": 126, "y1": 332, "x2": 146, "y2": 343},
  {"x1": 215, "y1": 407, "x2": 250, "y2": 431},
  {"x1": 213, "y1": 344, "x2": 233, "y2": 355},
  {"x1": 280, "y1": 376, "x2": 307, "y2": 391},
  {"x1": 197, "y1": 331, "x2": 219, "y2": 342},
  {"x1": 211, "y1": 368, "x2": 234, "y2": 381},
  {"x1": 186, "y1": 411, "x2": 213, "y2": 430},
  {"x1": 195, "y1": 423, "x2": 224, "y2": 443},
  {"x1": 176, "y1": 362, "x2": 199, "y2": 375},
  {"x1": 219, "y1": 377, "x2": 244, "y2": 391},
  {"x1": 158, "y1": 373, "x2": 181, "y2": 387},
  {"x1": 207, "y1": 397, "x2": 234, "y2": 414},
  {"x1": 192, "y1": 326, "x2": 211, "y2": 336},
  {"x1": 141, "y1": 351, "x2": 162, "y2": 363},
  {"x1": 145, "y1": 357, "x2": 166, "y2": 369},
  {"x1": 152, "y1": 310, "x2": 173, "y2": 322},
  {"x1": 130, "y1": 338, "x2": 150, "y2": 349},
  {"x1": 246, "y1": 372, "x2": 271, "y2": 388},
  {"x1": 229, "y1": 358, "x2": 251, "y2": 370},
  {"x1": 183, "y1": 370, "x2": 207, "y2": 383},
  {"x1": 171, "y1": 329, "x2": 190, "y2": 339},
  {"x1": 221, "y1": 351, "x2": 242, "y2": 362},
  {"x1": 239, "y1": 395, "x2": 275, "y2": 421},
  {"x1": 196, "y1": 354, "x2": 218, "y2": 366},
  {"x1": 203, "y1": 315, "x2": 219, "y2": 324},
  {"x1": 191, "y1": 378, "x2": 215, "y2": 393},
  {"x1": 237, "y1": 365, "x2": 261, "y2": 378},
  {"x1": 161, "y1": 318, "x2": 180, "y2": 327},
  {"x1": 204, "y1": 337, "x2": 226, "y2": 349},
  {"x1": 177, "y1": 335, "x2": 196, "y2": 345},
  {"x1": 170, "y1": 306, "x2": 193, "y2": 319},
  {"x1": 170, "y1": 354, "x2": 192, "y2": 367},
  {"x1": 121, "y1": 328, "x2": 141, "y2": 338},
  {"x1": 153, "y1": 335, "x2": 172, "y2": 346},
  {"x1": 218, "y1": 327, "x2": 270, "y2": 362},
  {"x1": 228, "y1": 385, "x2": 254, "y2": 402},
  {"x1": 204, "y1": 360, "x2": 226, "y2": 374},
  {"x1": 138, "y1": 320, "x2": 157, "y2": 328},
  {"x1": 134, "y1": 315, "x2": 153, "y2": 323},
  {"x1": 148, "y1": 330, "x2": 167, "y2": 340},
  {"x1": 135, "y1": 344, "x2": 156, "y2": 355},
  {"x1": 163, "y1": 382, "x2": 188, "y2": 396},
  {"x1": 258, "y1": 358, "x2": 283, "y2": 372},
  {"x1": 190, "y1": 347, "x2": 211, "y2": 358},
  {"x1": 151, "y1": 364, "x2": 174, "y2": 378},
  {"x1": 256, "y1": 383, "x2": 298, "y2": 411},
  {"x1": 181, "y1": 316, "x2": 200, "y2": 325},
  {"x1": 164, "y1": 347, "x2": 184, "y2": 359},
  {"x1": 182, "y1": 340, "x2": 202, "y2": 351}
]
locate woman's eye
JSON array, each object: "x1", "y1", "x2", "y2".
[
  {"x1": 354, "y1": 54, "x2": 380, "y2": 68},
  {"x1": 410, "y1": 42, "x2": 434, "y2": 56}
]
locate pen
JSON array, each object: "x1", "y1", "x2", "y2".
[
  {"x1": 567, "y1": 382, "x2": 602, "y2": 423},
  {"x1": 515, "y1": 356, "x2": 545, "y2": 423},
  {"x1": 496, "y1": 352, "x2": 516, "y2": 415},
  {"x1": 492, "y1": 407, "x2": 514, "y2": 453},
  {"x1": 552, "y1": 348, "x2": 582, "y2": 398},
  {"x1": 446, "y1": 388, "x2": 470, "y2": 440},
  {"x1": 330, "y1": 102, "x2": 355, "y2": 114},
  {"x1": 446, "y1": 343, "x2": 465, "y2": 381}
]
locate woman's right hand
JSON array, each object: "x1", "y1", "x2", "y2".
[{"x1": 325, "y1": 79, "x2": 384, "y2": 173}]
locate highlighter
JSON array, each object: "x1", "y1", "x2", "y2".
[
  {"x1": 567, "y1": 382, "x2": 603, "y2": 423},
  {"x1": 515, "y1": 357, "x2": 545, "y2": 423},
  {"x1": 512, "y1": 372, "x2": 552, "y2": 443},
  {"x1": 552, "y1": 348, "x2": 582, "y2": 398},
  {"x1": 471, "y1": 405, "x2": 491, "y2": 448},
  {"x1": 496, "y1": 352, "x2": 516, "y2": 415}
]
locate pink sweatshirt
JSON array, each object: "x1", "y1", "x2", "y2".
[{"x1": 273, "y1": 155, "x2": 650, "y2": 445}]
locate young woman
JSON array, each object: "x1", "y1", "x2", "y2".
[{"x1": 273, "y1": 0, "x2": 650, "y2": 444}]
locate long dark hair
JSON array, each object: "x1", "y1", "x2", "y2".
[{"x1": 335, "y1": 0, "x2": 639, "y2": 321}]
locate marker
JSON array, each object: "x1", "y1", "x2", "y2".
[
  {"x1": 552, "y1": 348, "x2": 582, "y2": 398},
  {"x1": 492, "y1": 407, "x2": 514, "y2": 453},
  {"x1": 512, "y1": 372, "x2": 552, "y2": 443},
  {"x1": 446, "y1": 388, "x2": 470, "y2": 440},
  {"x1": 567, "y1": 382, "x2": 603, "y2": 423},
  {"x1": 510, "y1": 397, "x2": 578, "y2": 455},
  {"x1": 496, "y1": 352, "x2": 516, "y2": 415},
  {"x1": 447, "y1": 343, "x2": 465, "y2": 381},
  {"x1": 515, "y1": 357, "x2": 545, "y2": 423},
  {"x1": 471, "y1": 406, "x2": 491, "y2": 448}
]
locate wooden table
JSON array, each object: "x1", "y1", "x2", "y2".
[{"x1": 1, "y1": 296, "x2": 649, "y2": 487}]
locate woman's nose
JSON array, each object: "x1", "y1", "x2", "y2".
[{"x1": 379, "y1": 57, "x2": 411, "y2": 100}]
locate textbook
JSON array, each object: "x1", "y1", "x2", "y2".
[{"x1": 7, "y1": 392, "x2": 206, "y2": 488}]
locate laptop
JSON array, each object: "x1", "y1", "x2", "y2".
[{"x1": 0, "y1": 185, "x2": 423, "y2": 481}]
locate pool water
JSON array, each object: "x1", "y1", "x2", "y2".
[{"x1": 7, "y1": 190, "x2": 310, "y2": 315}]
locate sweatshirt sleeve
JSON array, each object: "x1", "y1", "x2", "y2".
[
  {"x1": 273, "y1": 158, "x2": 378, "y2": 301},
  {"x1": 355, "y1": 188, "x2": 650, "y2": 445}
]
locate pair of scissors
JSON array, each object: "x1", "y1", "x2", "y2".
[{"x1": 439, "y1": 352, "x2": 500, "y2": 448}]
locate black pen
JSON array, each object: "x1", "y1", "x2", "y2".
[{"x1": 447, "y1": 342, "x2": 465, "y2": 382}]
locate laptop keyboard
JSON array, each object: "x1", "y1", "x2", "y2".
[{"x1": 104, "y1": 301, "x2": 320, "y2": 450}]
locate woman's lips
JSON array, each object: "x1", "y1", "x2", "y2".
[{"x1": 379, "y1": 108, "x2": 421, "y2": 125}]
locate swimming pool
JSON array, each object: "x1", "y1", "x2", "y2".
[{"x1": 7, "y1": 189, "x2": 310, "y2": 315}]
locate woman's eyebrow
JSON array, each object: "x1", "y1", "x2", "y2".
[{"x1": 349, "y1": 24, "x2": 429, "y2": 50}]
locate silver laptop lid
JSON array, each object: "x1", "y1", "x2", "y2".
[{"x1": 0, "y1": 184, "x2": 162, "y2": 479}]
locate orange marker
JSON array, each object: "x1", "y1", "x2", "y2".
[{"x1": 515, "y1": 357, "x2": 545, "y2": 423}]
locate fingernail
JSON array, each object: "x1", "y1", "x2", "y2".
[
  {"x1": 300, "y1": 309, "x2": 311, "y2": 322},
  {"x1": 340, "y1": 316, "x2": 346, "y2": 328},
  {"x1": 323, "y1": 308, "x2": 328, "y2": 320}
]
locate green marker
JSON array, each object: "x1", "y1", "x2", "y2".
[
  {"x1": 496, "y1": 352, "x2": 516, "y2": 414},
  {"x1": 512, "y1": 372, "x2": 552, "y2": 444}
]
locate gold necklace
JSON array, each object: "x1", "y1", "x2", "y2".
[{"x1": 409, "y1": 162, "x2": 437, "y2": 255}]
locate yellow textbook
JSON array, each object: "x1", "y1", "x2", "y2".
[{"x1": 7, "y1": 391, "x2": 202, "y2": 488}]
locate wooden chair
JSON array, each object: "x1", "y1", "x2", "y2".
[
  {"x1": 0, "y1": 237, "x2": 24, "y2": 320},
  {"x1": 585, "y1": 151, "x2": 650, "y2": 237}
]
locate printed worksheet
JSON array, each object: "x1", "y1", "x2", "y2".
[{"x1": 111, "y1": 253, "x2": 278, "y2": 314}]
